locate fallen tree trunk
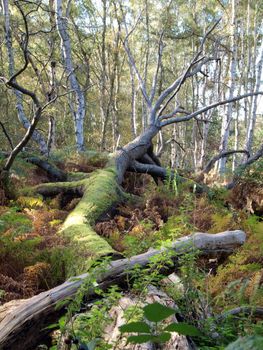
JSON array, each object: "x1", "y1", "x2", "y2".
[
  {"x1": 0, "y1": 230, "x2": 245, "y2": 350},
  {"x1": 29, "y1": 169, "x2": 126, "y2": 275}
]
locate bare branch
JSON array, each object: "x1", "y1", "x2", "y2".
[
  {"x1": 216, "y1": 307, "x2": 263, "y2": 321},
  {"x1": 3, "y1": 107, "x2": 42, "y2": 171},
  {"x1": 160, "y1": 91, "x2": 263, "y2": 127},
  {"x1": 226, "y1": 143, "x2": 263, "y2": 189},
  {"x1": 149, "y1": 31, "x2": 164, "y2": 103},
  {"x1": 0, "y1": 122, "x2": 14, "y2": 150},
  {"x1": 151, "y1": 19, "x2": 221, "y2": 122},
  {"x1": 120, "y1": 7, "x2": 151, "y2": 107},
  {"x1": 8, "y1": 1, "x2": 30, "y2": 84},
  {"x1": 159, "y1": 106, "x2": 190, "y2": 121},
  {"x1": 203, "y1": 150, "x2": 250, "y2": 175},
  {"x1": 151, "y1": 57, "x2": 217, "y2": 122}
]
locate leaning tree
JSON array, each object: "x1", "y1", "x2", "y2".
[
  {"x1": 1, "y1": 14, "x2": 263, "y2": 261},
  {"x1": 6, "y1": 18, "x2": 261, "y2": 268}
]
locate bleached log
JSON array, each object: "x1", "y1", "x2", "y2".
[{"x1": 0, "y1": 230, "x2": 245, "y2": 349}]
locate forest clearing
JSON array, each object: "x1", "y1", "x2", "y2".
[{"x1": 0, "y1": 0, "x2": 263, "y2": 349}]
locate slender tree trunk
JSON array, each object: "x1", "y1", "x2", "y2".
[
  {"x1": 47, "y1": 116, "x2": 56, "y2": 155},
  {"x1": 100, "y1": 0, "x2": 108, "y2": 150},
  {"x1": 55, "y1": 0, "x2": 85, "y2": 152},
  {"x1": 245, "y1": 45, "x2": 263, "y2": 154},
  {"x1": 218, "y1": 0, "x2": 238, "y2": 174},
  {"x1": 199, "y1": 122, "x2": 209, "y2": 170},
  {"x1": 130, "y1": 65, "x2": 137, "y2": 137}
]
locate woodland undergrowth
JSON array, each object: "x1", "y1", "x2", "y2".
[{"x1": 0, "y1": 154, "x2": 263, "y2": 349}]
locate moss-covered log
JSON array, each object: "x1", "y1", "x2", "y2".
[
  {"x1": 59, "y1": 168, "x2": 125, "y2": 273},
  {"x1": 30, "y1": 167, "x2": 125, "y2": 274}
]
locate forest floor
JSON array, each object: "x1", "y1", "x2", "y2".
[{"x1": 0, "y1": 153, "x2": 263, "y2": 348}]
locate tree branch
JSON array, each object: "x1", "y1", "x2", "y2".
[
  {"x1": 151, "y1": 57, "x2": 217, "y2": 122},
  {"x1": 0, "y1": 122, "x2": 14, "y2": 150},
  {"x1": 202, "y1": 150, "x2": 250, "y2": 175},
  {"x1": 121, "y1": 8, "x2": 152, "y2": 108},
  {"x1": 160, "y1": 92, "x2": 263, "y2": 127},
  {"x1": 151, "y1": 19, "x2": 221, "y2": 122},
  {"x1": 226, "y1": 143, "x2": 263, "y2": 189},
  {"x1": 149, "y1": 31, "x2": 164, "y2": 103}
]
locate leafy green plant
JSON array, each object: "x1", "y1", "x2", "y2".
[
  {"x1": 165, "y1": 168, "x2": 178, "y2": 195},
  {"x1": 119, "y1": 302, "x2": 201, "y2": 345}
]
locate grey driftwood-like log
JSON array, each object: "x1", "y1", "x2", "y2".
[{"x1": 0, "y1": 230, "x2": 245, "y2": 350}]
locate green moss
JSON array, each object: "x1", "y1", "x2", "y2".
[
  {"x1": 50, "y1": 149, "x2": 109, "y2": 168},
  {"x1": 49, "y1": 219, "x2": 63, "y2": 227},
  {"x1": 0, "y1": 207, "x2": 32, "y2": 236},
  {"x1": 67, "y1": 172, "x2": 90, "y2": 181},
  {"x1": 17, "y1": 196, "x2": 45, "y2": 209},
  {"x1": 59, "y1": 168, "x2": 124, "y2": 275}
]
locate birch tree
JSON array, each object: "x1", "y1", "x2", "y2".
[
  {"x1": 55, "y1": 0, "x2": 86, "y2": 152},
  {"x1": 218, "y1": 0, "x2": 238, "y2": 175},
  {"x1": 245, "y1": 43, "x2": 263, "y2": 154}
]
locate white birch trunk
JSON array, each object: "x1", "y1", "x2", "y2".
[
  {"x1": 218, "y1": 0, "x2": 238, "y2": 175},
  {"x1": 130, "y1": 65, "x2": 137, "y2": 137},
  {"x1": 47, "y1": 116, "x2": 56, "y2": 155},
  {"x1": 55, "y1": 0, "x2": 85, "y2": 152},
  {"x1": 245, "y1": 45, "x2": 263, "y2": 154}
]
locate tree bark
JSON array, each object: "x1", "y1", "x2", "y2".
[
  {"x1": 245, "y1": 45, "x2": 263, "y2": 155},
  {"x1": 55, "y1": 0, "x2": 86, "y2": 152},
  {"x1": 218, "y1": 0, "x2": 238, "y2": 174}
]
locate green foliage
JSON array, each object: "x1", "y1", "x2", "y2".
[
  {"x1": 119, "y1": 302, "x2": 201, "y2": 345},
  {"x1": 0, "y1": 207, "x2": 32, "y2": 236},
  {"x1": 237, "y1": 159, "x2": 263, "y2": 186},
  {"x1": 0, "y1": 205, "x2": 72, "y2": 286},
  {"x1": 164, "y1": 322, "x2": 201, "y2": 336},
  {"x1": 122, "y1": 219, "x2": 157, "y2": 257},
  {"x1": 165, "y1": 168, "x2": 178, "y2": 195},
  {"x1": 210, "y1": 212, "x2": 235, "y2": 232},
  {"x1": 16, "y1": 196, "x2": 44, "y2": 209},
  {"x1": 53, "y1": 260, "x2": 121, "y2": 350},
  {"x1": 159, "y1": 214, "x2": 194, "y2": 240},
  {"x1": 143, "y1": 302, "x2": 176, "y2": 322},
  {"x1": 225, "y1": 335, "x2": 263, "y2": 350}
]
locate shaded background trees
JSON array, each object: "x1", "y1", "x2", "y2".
[{"x1": 0, "y1": 0, "x2": 262, "y2": 177}]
